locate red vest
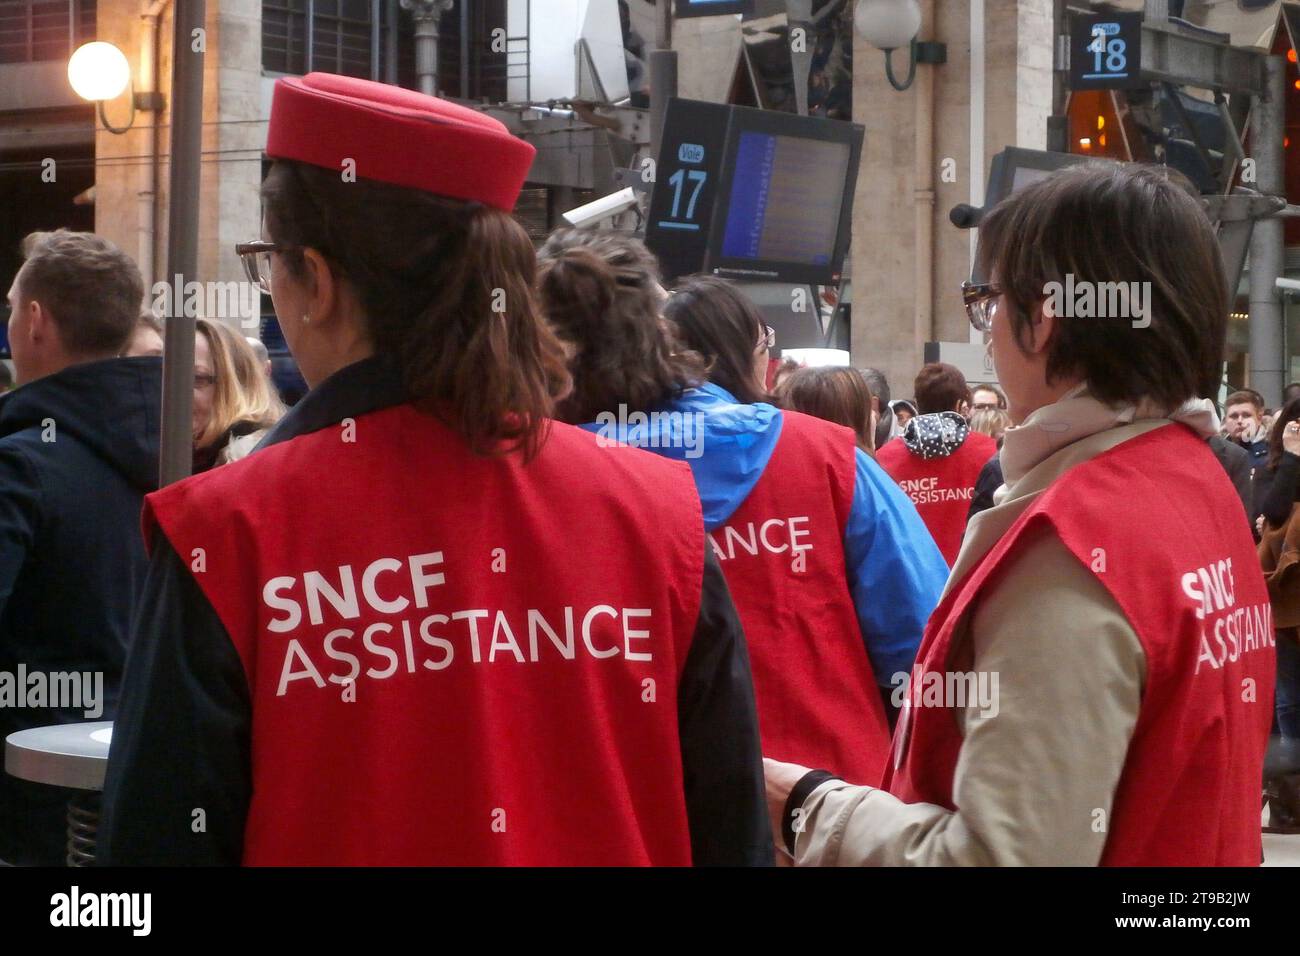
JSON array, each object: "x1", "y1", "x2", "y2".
[
  {"x1": 877, "y1": 431, "x2": 996, "y2": 565},
  {"x1": 883, "y1": 424, "x2": 1274, "y2": 865},
  {"x1": 709, "y1": 411, "x2": 889, "y2": 785},
  {"x1": 145, "y1": 406, "x2": 705, "y2": 866}
]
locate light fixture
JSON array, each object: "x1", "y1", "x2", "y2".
[
  {"x1": 853, "y1": 0, "x2": 946, "y2": 92},
  {"x1": 68, "y1": 41, "x2": 165, "y2": 134}
]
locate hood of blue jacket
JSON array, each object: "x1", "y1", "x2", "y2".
[
  {"x1": 581, "y1": 383, "x2": 783, "y2": 530},
  {"x1": 0, "y1": 356, "x2": 162, "y2": 492}
]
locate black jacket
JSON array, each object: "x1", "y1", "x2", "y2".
[
  {"x1": 966, "y1": 452, "x2": 1003, "y2": 523},
  {"x1": 1207, "y1": 435, "x2": 1255, "y2": 530},
  {"x1": 99, "y1": 356, "x2": 773, "y2": 866},
  {"x1": 0, "y1": 357, "x2": 161, "y2": 865}
]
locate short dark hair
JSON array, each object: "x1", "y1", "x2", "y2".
[
  {"x1": 662, "y1": 275, "x2": 770, "y2": 405},
  {"x1": 859, "y1": 367, "x2": 889, "y2": 408},
  {"x1": 971, "y1": 383, "x2": 1007, "y2": 409},
  {"x1": 1284, "y1": 382, "x2": 1300, "y2": 404},
  {"x1": 861, "y1": 367, "x2": 891, "y2": 448},
  {"x1": 1226, "y1": 390, "x2": 1262, "y2": 412},
  {"x1": 914, "y1": 362, "x2": 970, "y2": 414},
  {"x1": 976, "y1": 163, "x2": 1226, "y2": 409},
  {"x1": 17, "y1": 230, "x2": 142, "y2": 356}
]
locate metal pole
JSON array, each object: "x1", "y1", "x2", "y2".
[
  {"x1": 371, "y1": 0, "x2": 381, "y2": 81},
  {"x1": 648, "y1": 1, "x2": 677, "y2": 163},
  {"x1": 459, "y1": 0, "x2": 469, "y2": 98},
  {"x1": 1248, "y1": 55, "x2": 1286, "y2": 408},
  {"x1": 158, "y1": 0, "x2": 205, "y2": 487},
  {"x1": 385, "y1": 0, "x2": 398, "y2": 84},
  {"x1": 788, "y1": 0, "x2": 812, "y2": 117},
  {"x1": 1047, "y1": 0, "x2": 1067, "y2": 152}
]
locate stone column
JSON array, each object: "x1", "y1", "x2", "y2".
[
  {"x1": 94, "y1": 0, "x2": 262, "y2": 327},
  {"x1": 850, "y1": 0, "x2": 1053, "y2": 397}
]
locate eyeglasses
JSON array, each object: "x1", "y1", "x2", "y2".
[
  {"x1": 194, "y1": 372, "x2": 216, "y2": 390},
  {"x1": 962, "y1": 281, "x2": 1001, "y2": 333},
  {"x1": 235, "y1": 240, "x2": 280, "y2": 294},
  {"x1": 755, "y1": 325, "x2": 776, "y2": 352}
]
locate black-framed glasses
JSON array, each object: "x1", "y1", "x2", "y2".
[
  {"x1": 755, "y1": 325, "x2": 776, "y2": 352},
  {"x1": 962, "y1": 281, "x2": 1001, "y2": 333},
  {"x1": 235, "y1": 240, "x2": 279, "y2": 294}
]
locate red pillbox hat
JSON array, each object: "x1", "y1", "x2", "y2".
[{"x1": 265, "y1": 72, "x2": 536, "y2": 212}]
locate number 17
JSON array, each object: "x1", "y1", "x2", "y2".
[{"x1": 668, "y1": 169, "x2": 708, "y2": 220}]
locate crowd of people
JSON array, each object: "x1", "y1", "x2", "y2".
[{"x1": 0, "y1": 73, "x2": 1292, "y2": 866}]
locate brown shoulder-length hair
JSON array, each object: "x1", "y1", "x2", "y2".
[
  {"x1": 536, "y1": 229, "x2": 705, "y2": 424},
  {"x1": 195, "y1": 318, "x2": 286, "y2": 448},
  {"x1": 773, "y1": 365, "x2": 875, "y2": 453},
  {"x1": 1269, "y1": 396, "x2": 1300, "y2": 470},
  {"x1": 662, "y1": 274, "x2": 770, "y2": 405},
  {"x1": 261, "y1": 160, "x2": 571, "y2": 459},
  {"x1": 976, "y1": 163, "x2": 1226, "y2": 410}
]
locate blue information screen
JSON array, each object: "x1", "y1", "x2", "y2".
[{"x1": 720, "y1": 131, "x2": 850, "y2": 267}]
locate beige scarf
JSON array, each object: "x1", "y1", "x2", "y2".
[{"x1": 1000, "y1": 383, "x2": 1221, "y2": 489}]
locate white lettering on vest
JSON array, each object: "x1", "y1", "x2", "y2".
[
  {"x1": 304, "y1": 567, "x2": 360, "y2": 625},
  {"x1": 708, "y1": 517, "x2": 814, "y2": 562},
  {"x1": 323, "y1": 628, "x2": 360, "y2": 684},
  {"x1": 624, "y1": 608, "x2": 653, "y2": 661},
  {"x1": 896, "y1": 476, "x2": 974, "y2": 505},
  {"x1": 528, "y1": 608, "x2": 575, "y2": 661},
  {"x1": 278, "y1": 639, "x2": 325, "y2": 694},
  {"x1": 419, "y1": 614, "x2": 454, "y2": 670},
  {"x1": 263, "y1": 553, "x2": 660, "y2": 697},
  {"x1": 582, "y1": 605, "x2": 620, "y2": 658},
  {"x1": 264, "y1": 576, "x2": 301, "y2": 633},
  {"x1": 362, "y1": 622, "x2": 399, "y2": 679},
  {"x1": 362, "y1": 558, "x2": 409, "y2": 615},
  {"x1": 1185, "y1": 556, "x2": 1271, "y2": 675}
]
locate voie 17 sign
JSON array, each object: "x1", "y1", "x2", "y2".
[
  {"x1": 645, "y1": 99, "x2": 729, "y2": 282},
  {"x1": 1070, "y1": 11, "x2": 1143, "y2": 90}
]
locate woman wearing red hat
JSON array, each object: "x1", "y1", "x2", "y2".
[{"x1": 98, "y1": 74, "x2": 771, "y2": 866}]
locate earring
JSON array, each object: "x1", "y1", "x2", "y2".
[{"x1": 302, "y1": 313, "x2": 311, "y2": 325}]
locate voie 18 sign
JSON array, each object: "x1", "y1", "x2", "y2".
[{"x1": 1069, "y1": 11, "x2": 1143, "y2": 90}]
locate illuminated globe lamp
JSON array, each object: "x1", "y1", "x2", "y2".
[
  {"x1": 853, "y1": 0, "x2": 947, "y2": 92},
  {"x1": 68, "y1": 41, "x2": 165, "y2": 134}
]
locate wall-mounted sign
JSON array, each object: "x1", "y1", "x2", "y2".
[
  {"x1": 675, "y1": 0, "x2": 753, "y2": 18},
  {"x1": 1069, "y1": 11, "x2": 1144, "y2": 90},
  {"x1": 646, "y1": 98, "x2": 863, "y2": 285}
]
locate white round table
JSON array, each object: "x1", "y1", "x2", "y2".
[
  {"x1": 4, "y1": 722, "x2": 113, "y2": 865},
  {"x1": 5, "y1": 722, "x2": 113, "y2": 791}
]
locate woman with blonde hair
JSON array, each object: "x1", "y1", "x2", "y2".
[
  {"x1": 968, "y1": 406, "x2": 1012, "y2": 444},
  {"x1": 192, "y1": 318, "x2": 285, "y2": 471}
]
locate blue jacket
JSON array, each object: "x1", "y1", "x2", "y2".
[{"x1": 584, "y1": 384, "x2": 949, "y2": 687}]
